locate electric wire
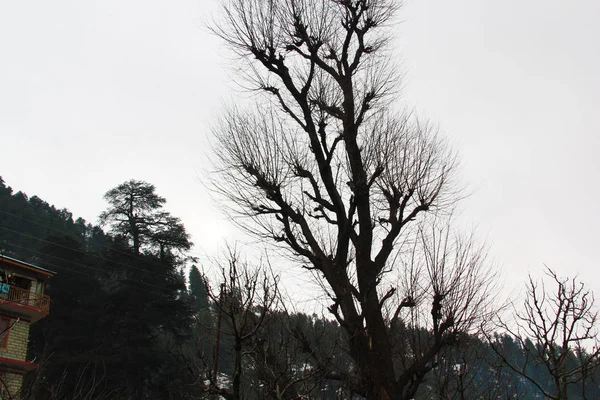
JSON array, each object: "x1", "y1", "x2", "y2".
[
  {"x1": 0, "y1": 215, "x2": 235, "y2": 300},
  {"x1": 0, "y1": 225, "x2": 176, "y2": 281},
  {"x1": 0, "y1": 208, "x2": 273, "y2": 268},
  {"x1": 0, "y1": 209, "x2": 218, "y2": 267},
  {"x1": 0, "y1": 209, "x2": 300, "y2": 302},
  {"x1": 3, "y1": 240, "x2": 181, "y2": 298}
]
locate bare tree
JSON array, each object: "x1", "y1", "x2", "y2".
[
  {"x1": 491, "y1": 268, "x2": 600, "y2": 400},
  {"x1": 250, "y1": 309, "x2": 348, "y2": 400},
  {"x1": 200, "y1": 249, "x2": 280, "y2": 400},
  {"x1": 387, "y1": 220, "x2": 499, "y2": 398},
  {"x1": 209, "y1": 1, "x2": 497, "y2": 398},
  {"x1": 184, "y1": 259, "x2": 347, "y2": 400}
]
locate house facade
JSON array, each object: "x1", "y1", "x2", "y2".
[{"x1": 0, "y1": 256, "x2": 54, "y2": 398}]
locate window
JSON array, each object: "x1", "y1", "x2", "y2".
[
  {"x1": 0, "y1": 318, "x2": 10, "y2": 349},
  {"x1": 11, "y1": 276, "x2": 31, "y2": 291}
]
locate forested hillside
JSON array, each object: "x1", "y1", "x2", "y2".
[
  {"x1": 0, "y1": 177, "x2": 198, "y2": 398},
  {"x1": 0, "y1": 176, "x2": 598, "y2": 399}
]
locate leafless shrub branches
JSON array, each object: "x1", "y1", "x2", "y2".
[{"x1": 490, "y1": 268, "x2": 600, "y2": 399}]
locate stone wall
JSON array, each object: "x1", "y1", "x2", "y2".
[
  {"x1": 1, "y1": 372, "x2": 23, "y2": 398},
  {"x1": 0, "y1": 317, "x2": 31, "y2": 398},
  {"x1": 0, "y1": 318, "x2": 30, "y2": 361}
]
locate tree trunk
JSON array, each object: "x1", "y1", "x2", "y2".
[{"x1": 232, "y1": 340, "x2": 242, "y2": 400}]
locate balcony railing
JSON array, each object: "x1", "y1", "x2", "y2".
[{"x1": 0, "y1": 285, "x2": 50, "y2": 314}]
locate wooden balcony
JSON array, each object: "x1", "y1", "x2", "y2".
[{"x1": 0, "y1": 285, "x2": 50, "y2": 322}]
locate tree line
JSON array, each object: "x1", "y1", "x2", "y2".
[{"x1": 0, "y1": 176, "x2": 598, "y2": 399}]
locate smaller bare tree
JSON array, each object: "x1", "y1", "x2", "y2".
[
  {"x1": 491, "y1": 268, "x2": 600, "y2": 400},
  {"x1": 386, "y1": 219, "x2": 500, "y2": 398},
  {"x1": 249, "y1": 309, "x2": 348, "y2": 400},
  {"x1": 201, "y1": 249, "x2": 280, "y2": 400}
]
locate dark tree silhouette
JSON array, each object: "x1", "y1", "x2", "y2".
[
  {"x1": 99, "y1": 179, "x2": 191, "y2": 261},
  {"x1": 492, "y1": 268, "x2": 600, "y2": 400},
  {"x1": 209, "y1": 1, "x2": 498, "y2": 398},
  {"x1": 200, "y1": 250, "x2": 279, "y2": 400},
  {"x1": 189, "y1": 265, "x2": 210, "y2": 312}
]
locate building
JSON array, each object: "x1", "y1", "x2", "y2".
[{"x1": 0, "y1": 256, "x2": 55, "y2": 398}]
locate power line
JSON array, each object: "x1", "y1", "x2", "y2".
[
  {"x1": 0, "y1": 209, "x2": 216, "y2": 268},
  {"x1": 3, "y1": 241, "x2": 180, "y2": 298},
  {"x1": 0, "y1": 207, "x2": 253, "y2": 267},
  {"x1": 0, "y1": 224, "x2": 241, "y2": 292},
  {"x1": 0, "y1": 225, "x2": 176, "y2": 281},
  {"x1": 0, "y1": 221, "x2": 244, "y2": 298},
  {"x1": 0, "y1": 208, "x2": 284, "y2": 291},
  {"x1": 3, "y1": 241, "x2": 172, "y2": 297}
]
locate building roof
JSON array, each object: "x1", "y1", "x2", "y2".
[{"x1": 0, "y1": 255, "x2": 56, "y2": 276}]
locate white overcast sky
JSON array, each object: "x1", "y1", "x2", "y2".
[{"x1": 1, "y1": 0, "x2": 599, "y2": 302}]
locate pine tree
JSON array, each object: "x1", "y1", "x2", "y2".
[
  {"x1": 189, "y1": 265, "x2": 209, "y2": 312},
  {"x1": 99, "y1": 179, "x2": 192, "y2": 261}
]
